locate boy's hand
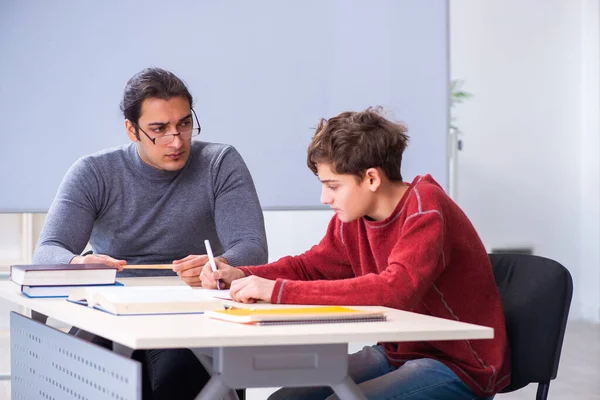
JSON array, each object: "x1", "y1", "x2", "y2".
[
  {"x1": 229, "y1": 276, "x2": 276, "y2": 303},
  {"x1": 173, "y1": 255, "x2": 210, "y2": 287},
  {"x1": 199, "y1": 259, "x2": 245, "y2": 289},
  {"x1": 71, "y1": 254, "x2": 126, "y2": 271}
]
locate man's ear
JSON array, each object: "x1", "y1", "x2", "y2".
[
  {"x1": 125, "y1": 119, "x2": 139, "y2": 142},
  {"x1": 365, "y1": 168, "x2": 382, "y2": 192}
]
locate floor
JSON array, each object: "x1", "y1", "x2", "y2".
[{"x1": 0, "y1": 320, "x2": 598, "y2": 399}]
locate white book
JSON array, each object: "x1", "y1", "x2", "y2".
[{"x1": 67, "y1": 286, "x2": 231, "y2": 316}]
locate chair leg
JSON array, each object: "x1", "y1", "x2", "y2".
[{"x1": 536, "y1": 382, "x2": 550, "y2": 400}]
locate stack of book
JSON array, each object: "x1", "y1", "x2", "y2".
[{"x1": 10, "y1": 264, "x2": 120, "y2": 298}]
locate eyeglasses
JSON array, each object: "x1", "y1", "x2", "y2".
[{"x1": 134, "y1": 108, "x2": 202, "y2": 146}]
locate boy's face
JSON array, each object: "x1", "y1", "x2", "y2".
[
  {"x1": 125, "y1": 96, "x2": 193, "y2": 171},
  {"x1": 317, "y1": 162, "x2": 375, "y2": 222}
]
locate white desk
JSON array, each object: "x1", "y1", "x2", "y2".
[{"x1": 1, "y1": 278, "x2": 493, "y2": 400}]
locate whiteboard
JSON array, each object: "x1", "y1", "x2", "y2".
[{"x1": 0, "y1": 0, "x2": 449, "y2": 212}]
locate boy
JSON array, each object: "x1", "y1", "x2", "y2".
[{"x1": 201, "y1": 107, "x2": 510, "y2": 399}]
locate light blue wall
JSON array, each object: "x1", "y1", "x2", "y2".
[{"x1": 0, "y1": 0, "x2": 448, "y2": 211}]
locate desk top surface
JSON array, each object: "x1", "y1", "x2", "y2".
[{"x1": 0, "y1": 277, "x2": 493, "y2": 349}]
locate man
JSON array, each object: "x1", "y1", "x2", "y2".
[
  {"x1": 202, "y1": 107, "x2": 510, "y2": 400},
  {"x1": 34, "y1": 67, "x2": 267, "y2": 399}
]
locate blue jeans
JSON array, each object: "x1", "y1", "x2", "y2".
[{"x1": 268, "y1": 345, "x2": 492, "y2": 400}]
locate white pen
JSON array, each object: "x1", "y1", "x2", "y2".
[{"x1": 204, "y1": 239, "x2": 222, "y2": 290}]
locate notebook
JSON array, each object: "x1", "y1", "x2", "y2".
[
  {"x1": 21, "y1": 281, "x2": 124, "y2": 298},
  {"x1": 205, "y1": 306, "x2": 387, "y2": 325},
  {"x1": 67, "y1": 286, "x2": 226, "y2": 316},
  {"x1": 10, "y1": 264, "x2": 117, "y2": 286}
]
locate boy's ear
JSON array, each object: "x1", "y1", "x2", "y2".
[
  {"x1": 125, "y1": 120, "x2": 139, "y2": 142},
  {"x1": 365, "y1": 168, "x2": 382, "y2": 192}
]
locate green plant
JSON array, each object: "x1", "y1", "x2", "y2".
[
  {"x1": 450, "y1": 79, "x2": 472, "y2": 107},
  {"x1": 450, "y1": 79, "x2": 472, "y2": 134}
]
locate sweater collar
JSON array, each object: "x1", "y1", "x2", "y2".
[
  {"x1": 363, "y1": 175, "x2": 424, "y2": 228},
  {"x1": 127, "y1": 142, "x2": 187, "y2": 182}
]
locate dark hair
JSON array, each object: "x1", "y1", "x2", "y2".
[
  {"x1": 307, "y1": 106, "x2": 409, "y2": 181},
  {"x1": 120, "y1": 68, "x2": 193, "y2": 138}
]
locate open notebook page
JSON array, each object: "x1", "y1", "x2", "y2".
[{"x1": 93, "y1": 286, "x2": 232, "y2": 302}]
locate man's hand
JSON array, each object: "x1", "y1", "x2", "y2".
[
  {"x1": 173, "y1": 255, "x2": 214, "y2": 287},
  {"x1": 229, "y1": 276, "x2": 276, "y2": 303},
  {"x1": 70, "y1": 254, "x2": 126, "y2": 271},
  {"x1": 199, "y1": 259, "x2": 245, "y2": 289}
]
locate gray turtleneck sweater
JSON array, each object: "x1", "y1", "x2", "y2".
[{"x1": 33, "y1": 141, "x2": 268, "y2": 277}]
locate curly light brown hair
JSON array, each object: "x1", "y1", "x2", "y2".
[{"x1": 307, "y1": 107, "x2": 409, "y2": 182}]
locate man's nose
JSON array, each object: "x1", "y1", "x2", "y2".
[{"x1": 169, "y1": 132, "x2": 184, "y2": 147}]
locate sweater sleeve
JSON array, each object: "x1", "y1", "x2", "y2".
[
  {"x1": 267, "y1": 209, "x2": 447, "y2": 308},
  {"x1": 239, "y1": 216, "x2": 355, "y2": 281},
  {"x1": 32, "y1": 158, "x2": 101, "y2": 264},
  {"x1": 211, "y1": 146, "x2": 268, "y2": 266}
]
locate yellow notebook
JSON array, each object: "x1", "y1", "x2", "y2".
[{"x1": 205, "y1": 306, "x2": 387, "y2": 325}]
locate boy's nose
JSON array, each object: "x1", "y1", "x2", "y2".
[{"x1": 320, "y1": 189, "x2": 331, "y2": 205}]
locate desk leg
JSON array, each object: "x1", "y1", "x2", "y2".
[
  {"x1": 190, "y1": 348, "x2": 216, "y2": 374},
  {"x1": 191, "y1": 349, "x2": 239, "y2": 400},
  {"x1": 196, "y1": 374, "x2": 237, "y2": 400},
  {"x1": 331, "y1": 376, "x2": 368, "y2": 400}
]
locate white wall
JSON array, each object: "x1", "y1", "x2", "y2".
[
  {"x1": 578, "y1": 0, "x2": 600, "y2": 324},
  {"x1": 451, "y1": 0, "x2": 600, "y2": 321},
  {"x1": 0, "y1": 215, "x2": 24, "y2": 264},
  {"x1": 263, "y1": 210, "x2": 333, "y2": 262}
]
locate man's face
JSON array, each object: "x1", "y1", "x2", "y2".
[
  {"x1": 126, "y1": 96, "x2": 193, "y2": 171},
  {"x1": 317, "y1": 162, "x2": 374, "y2": 222}
]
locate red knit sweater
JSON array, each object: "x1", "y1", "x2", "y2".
[{"x1": 239, "y1": 175, "x2": 510, "y2": 396}]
